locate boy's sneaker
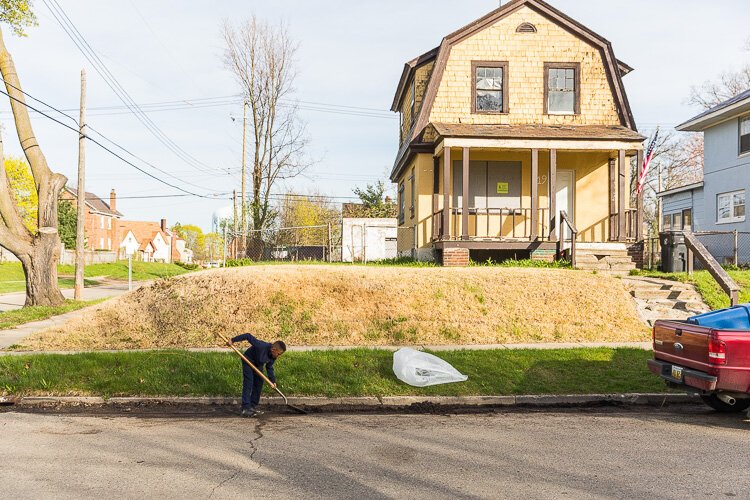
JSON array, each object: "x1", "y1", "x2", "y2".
[{"x1": 240, "y1": 407, "x2": 256, "y2": 418}]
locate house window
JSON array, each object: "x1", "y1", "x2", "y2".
[
  {"x1": 682, "y1": 209, "x2": 693, "y2": 230},
  {"x1": 741, "y1": 115, "x2": 750, "y2": 155},
  {"x1": 107, "y1": 218, "x2": 111, "y2": 230},
  {"x1": 100, "y1": 216, "x2": 104, "y2": 229},
  {"x1": 717, "y1": 190, "x2": 745, "y2": 223},
  {"x1": 472, "y1": 61, "x2": 507, "y2": 113},
  {"x1": 99, "y1": 237, "x2": 104, "y2": 249},
  {"x1": 107, "y1": 238, "x2": 111, "y2": 250},
  {"x1": 409, "y1": 169, "x2": 415, "y2": 219},
  {"x1": 545, "y1": 63, "x2": 579, "y2": 115},
  {"x1": 662, "y1": 214, "x2": 671, "y2": 231},
  {"x1": 671, "y1": 212, "x2": 682, "y2": 230},
  {"x1": 398, "y1": 182, "x2": 405, "y2": 225}
]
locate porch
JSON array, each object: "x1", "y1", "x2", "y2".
[{"x1": 427, "y1": 142, "x2": 644, "y2": 254}]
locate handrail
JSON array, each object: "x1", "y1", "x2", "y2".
[
  {"x1": 684, "y1": 231, "x2": 740, "y2": 306},
  {"x1": 560, "y1": 210, "x2": 578, "y2": 268}
]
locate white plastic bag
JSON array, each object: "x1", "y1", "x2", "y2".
[{"x1": 392, "y1": 348, "x2": 468, "y2": 387}]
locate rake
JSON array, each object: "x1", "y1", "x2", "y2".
[{"x1": 214, "y1": 331, "x2": 307, "y2": 415}]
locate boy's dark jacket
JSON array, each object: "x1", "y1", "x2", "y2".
[{"x1": 231, "y1": 333, "x2": 276, "y2": 383}]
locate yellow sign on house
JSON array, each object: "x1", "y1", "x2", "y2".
[{"x1": 496, "y1": 182, "x2": 509, "y2": 194}]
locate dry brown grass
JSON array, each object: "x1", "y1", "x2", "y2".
[{"x1": 18, "y1": 265, "x2": 649, "y2": 350}]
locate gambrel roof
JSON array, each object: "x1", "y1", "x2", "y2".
[{"x1": 392, "y1": 0, "x2": 637, "y2": 140}]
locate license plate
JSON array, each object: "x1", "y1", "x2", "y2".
[{"x1": 671, "y1": 365, "x2": 683, "y2": 380}]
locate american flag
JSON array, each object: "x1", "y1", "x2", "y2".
[{"x1": 636, "y1": 128, "x2": 659, "y2": 195}]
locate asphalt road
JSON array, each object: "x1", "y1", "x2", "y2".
[{"x1": 1, "y1": 406, "x2": 749, "y2": 499}]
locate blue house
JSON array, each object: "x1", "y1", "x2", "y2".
[{"x1": 660, "y1": 90, "x2": 750, "y2": 233}]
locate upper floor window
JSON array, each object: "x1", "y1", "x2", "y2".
[
  {"x1": 717, "y1": 189, "x2": 745, "y2": 224},
  {"x1": 398, "y1": 182, "x2": 405, "y2": 225},
  {"x1": 472, "y1": 61, "x2": 507, "y2": 113},
  {"x1": 409, "y1": 168, "x2": 415, "y2": 219},
  {"x1": 545, "y1": 63, "x2": 579, "y2": 115},
  {"x1": 740, "y1": 115, "x2": 750, "y2": 155}
]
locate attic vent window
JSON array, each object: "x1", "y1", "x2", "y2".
[{"x1": 516, "y1": 23, "x2": 537, "y2": 33}]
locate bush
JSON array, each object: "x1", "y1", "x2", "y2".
[
  {"x1": 225, "y1": 258, "x2": 254, "y2": 267},
  {"x1": 174, "y1": 262, "x2": 200, "y2": 271},
  {"x1": 470, "y1": 258, "x2": 572, "y2": 269}
]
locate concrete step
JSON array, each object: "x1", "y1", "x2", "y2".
[
  {"x1": 576, "y1": 255, "x2": 636, "y2": 265},
  {"x1": 646, "y1": 299, "x2": 709, "y2": 313},
  {"x1": 629, "y1": 289, "x2": 704, "y2": 301},
  {"x1": 577, "y1": 262, "x2": 637, "y2": 271},
  {"x1": 577, "y1": 249, "x2": 631, "y2": 258}
]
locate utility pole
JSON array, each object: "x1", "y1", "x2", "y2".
[
  {"x1": 240, "y1": 101, "x2": 248, "y2": 257},
  {"x1": 232, "y1": 189, "x2": 238, "y2": 259},
  {"x1": 74, "y1": 69, "x2": 86, "y2": 301}
]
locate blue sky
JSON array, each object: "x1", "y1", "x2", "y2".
[{"x1": 1, "y1": 0, "x2": 748, "y2": 230}]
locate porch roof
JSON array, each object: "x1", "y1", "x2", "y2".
[{"x1": 431, "y1": 123, "x2": 646, "y2": 142}]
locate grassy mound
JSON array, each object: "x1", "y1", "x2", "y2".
[{"x1": 17, "y1": 265, "x2": 648, "y2": 350}]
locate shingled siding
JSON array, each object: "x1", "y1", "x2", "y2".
[
  {"x1": 399, "y1": 61, "x2": 435, "y2": 145},
  {"x1": 429, "y1": 7, "x2": 620, "y2": 126}
]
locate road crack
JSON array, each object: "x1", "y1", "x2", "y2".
[{"x1": 207, "y1": 420, "x2": 265, "y2": 498}]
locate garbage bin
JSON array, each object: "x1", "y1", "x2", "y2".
[
  {"x1": 660, "y1": 231, "x2": 688, "y2": 272},
  {"x1": 688, "y1": 304, "x2": 750, "y2": 329}
]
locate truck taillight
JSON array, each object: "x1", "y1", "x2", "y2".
[{"x1": 709, "y1": 334, "x2": 727, "y2": 365}]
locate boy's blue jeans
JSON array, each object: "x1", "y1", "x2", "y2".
[{"x1": 241, "y1": 360, "x2": 265, "y2": 409}]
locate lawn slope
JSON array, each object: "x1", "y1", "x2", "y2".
[{"x1": 18, "y1": 265, "x2": 648, "y2": 350}]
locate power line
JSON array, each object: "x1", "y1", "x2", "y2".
[
  {"x1": 0, "y1": 76, "x2": 232, "y2": 191},
  {"x1": 0, "y1": 86, "x2": 225, "y2": 199},
  {"x1": 42, "y1": 0, "x2": 228, "y2": 177}
]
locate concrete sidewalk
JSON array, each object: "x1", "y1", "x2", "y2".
[
  {"x1": 0, "y1": 281, "x2": 143, "y2": 312},
  {"x1": 0, "y1": 341, "x2": 652, "y2": 355},
  {"x1": 0, "y1": 281, "x2": 148, "y2": 349}
]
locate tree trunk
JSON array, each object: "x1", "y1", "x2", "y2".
[{"x1": 19, "y1": 234, "x2": 64, "y2": 307}]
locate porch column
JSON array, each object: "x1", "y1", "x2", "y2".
[
  {"x1": 442, "y1": 146, "x2": 450, "y2": 240},
  {"x1": 636, "y1": 148, "x2": 644, "y2": 241},
  {"x1": 618, "y1": 149, "x2": 626, "y2": 242},
  {"x1": 548, "y1": 149, "x2": 557, "y2": 241},
  {"x1": 462, "y1": 147, "x2": 469, "y2": 240},
  {"x1": 432, "y1": 157, "x2": 439, "y2": 241},
  {"x1": 530, "y1": 148, "x2": 539, "y2": 240},
  {"x1": 608, "y1": 158, "x2": 617, "y2": 241}
]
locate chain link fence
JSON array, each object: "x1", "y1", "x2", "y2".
[
  {"x1": 694, "y1": 231, "x2": 750, "y2": 268},
  {"x1": 227, "y1": 223, "x2": 416, "y2": 264}
]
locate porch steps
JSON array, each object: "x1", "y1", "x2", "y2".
[
  {"x1": 574, "y1": 247, "x2": 638, "y2": 275},
  {"x1": 621, "y1": 276, "x2": 711, "y2": 326}
]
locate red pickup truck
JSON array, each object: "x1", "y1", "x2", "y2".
[{"x1": 648, "y1": 304, "x2": 750, "y2": 412}]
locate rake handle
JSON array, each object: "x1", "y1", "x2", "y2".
[{"x1": 214, "y1": 331, "x2": 288, "y2": 403}]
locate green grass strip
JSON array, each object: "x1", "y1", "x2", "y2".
[
  {"x1": 0, "y1": 348, "x2": 667, "y2": 398},
  {"x1": 0, "y1": 299, "x2": 105, "y2": 331}
]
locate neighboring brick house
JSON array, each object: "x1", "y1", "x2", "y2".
[
  {"x1": 390, "y1": 0, "x2": 646, "y2": 268},
  {"x1": 61, "y1": 187, "x2": 122, "y2": 251}
]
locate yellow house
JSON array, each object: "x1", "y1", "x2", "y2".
[{"x1": 390, "y1": 0, "x2": 645, "y2": 269}]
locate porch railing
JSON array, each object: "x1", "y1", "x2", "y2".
[
  {"x1": 559, "y1": 210, "x2": 578, "y2": 268},
  {"x1": 431, "y1": 206, "x2": 551, "y2": 241},
  {"x1": 609, "y1": 208, "x2": 638, "y2": 241}
]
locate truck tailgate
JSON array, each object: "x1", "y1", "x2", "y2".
[{"x1": 653, "y1": 320, "x2": 712, "y2": 370}]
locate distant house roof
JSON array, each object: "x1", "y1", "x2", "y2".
[
  {"x1": 64, "y1": 187, "x2": 123, "y2": 217},
  {"x1": 118, "y1": 220, "x2": 170, "y2": 247},
  {"x1": 656, "y1": 181, "x2": 704, "y2": 198},
  {"x1": 677, "y1": 89, "x2": 750, "y2": 132},
  {"x1": 430, "y1": 123, "x2": 645, "y2": 141}
]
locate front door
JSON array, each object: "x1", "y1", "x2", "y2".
[{"x1": 556, "y1": 170, "x2": 575, "y2": 242}]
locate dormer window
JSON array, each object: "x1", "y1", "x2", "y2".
[
  {"x1": 545, "y1": 63, "x2": 580, "y2": 115},
  {"x1": 471, "y1": 61, "x2": 508, "y2": 114},
  {"x1": 741, "y1": 115, "x2": 750, "y2": 155},
  {"x1": 410, "y1": 79, "x2": 416, "y2": 125}
]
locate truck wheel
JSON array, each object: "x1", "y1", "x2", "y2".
[{"x1": 700, "y1": 394, "x2": 750, "y2": 413}]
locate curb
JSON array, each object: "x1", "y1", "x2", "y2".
[{"x1": 10, "y1": 393, "x2": 697, "y2": 411}]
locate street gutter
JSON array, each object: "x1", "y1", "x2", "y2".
[{"x1": 4, "y1": 393, "x2": 696, "y2": 414}]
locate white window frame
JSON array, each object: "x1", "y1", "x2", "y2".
[
  {"x1": 716, "y1": 189, "x2": 746, "y2": 224},
  {"x1": 100, "y1": 216, "x2": 104, "y2": 229},
  {"x1": 740, "y1": 115, "x2": 750, "y2": 156}
]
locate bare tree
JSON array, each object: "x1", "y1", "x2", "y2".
[
  {"x1": 223, "y1": 16, "x2": 310, "y2": 235},
  {"x1": 636, "y1": 130, "x2": 704, "y2": 236},
  {"x1": 0, "y1": 6, "x2": 66, "y2": 306},
  {"x1": 688, "y1": 42, "x2": 750, "y2": 109}
]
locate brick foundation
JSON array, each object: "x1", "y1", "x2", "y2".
[
  {"x1": 626, "y1": 241, "x2": 645, "y2": 269},
  {"x1": 441, "y1": 247, "x2": 470, "y2": 267}
]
